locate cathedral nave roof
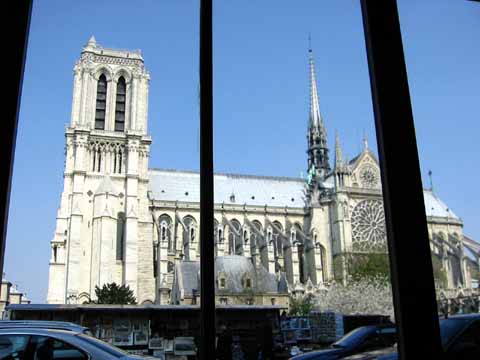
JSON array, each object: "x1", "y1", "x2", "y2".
[{"x1": 148, "y1": 168, "x2": 306, "y2": 208}]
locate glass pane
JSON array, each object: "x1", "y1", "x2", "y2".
[
  {"x1": 115, "y1": 103, "x2": 125, "y2": 112},
  {"x1": 114, "y1": 122, "x2": 124, "y2": 132},
  {"x1": 214, "y1": 1, "x2": 395, "y2": 358},
  {"x1": 0, "y1": 335, "x2": 30, "y2": 358},
  {"x1": 398, "y1": 1, "x2": 480, "y2": 316},
  {"x1": 115, "y1": 112, "x2": 125, "y2": 121},
  {"x1": 5, "y1": 1, "x2": 199, "y2": 357}
]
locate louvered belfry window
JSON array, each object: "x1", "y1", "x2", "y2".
[
  {"x1": 95, "y1": 74, "x2": 107, "y2": 130},
  {"x1": 115, "y1": 76, "x2": 126, "y2": 132}
]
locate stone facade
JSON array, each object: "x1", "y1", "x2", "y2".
[
  {"x1": 1, "y1": 276, "x2": 30, "y2": 319},
  {"x1": 47, "y1": 38, "x2": 479, "y2": 305}
]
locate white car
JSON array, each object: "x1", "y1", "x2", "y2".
[{"x1": 0, "y1": 328, "x2": 147, "y2": 359}]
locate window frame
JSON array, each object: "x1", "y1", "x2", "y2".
[{"x1": 6, "y1": 0, "x2": 477, "y2": 359}]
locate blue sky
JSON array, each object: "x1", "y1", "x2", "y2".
[{"x1": 5, "y1": 0, "x2": 479, "y2": 302}]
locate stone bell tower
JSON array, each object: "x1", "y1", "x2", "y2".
[{"x1": 47, "y1": 37, "x2": 154, "y2": 304}]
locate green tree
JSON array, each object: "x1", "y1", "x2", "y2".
[
  {"x1": 347, "y1": 253, "x2": 390, "y2": 283},
  {"x1": 431, "y1": 255, "x2": 448, "y2": 288},
  {"x1": 93, "y1": 282, "x2": 137, "y2": 304},
  {"x1": 289, "y1": 294, "x2": 314, "y2": 316}
]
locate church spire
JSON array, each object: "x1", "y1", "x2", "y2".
[
  {"x1": 335, "y1": 131, "x2": 343, "y2": 169},
  {"x1": 307, "y1": 44, "x2": 330, "y2": 179},
  {"x1": 363, "y1": 130, "x2": 369, "y2": 151},
  {"x1": 309, "y1": 46, "x2": 324, "y2": 129}
]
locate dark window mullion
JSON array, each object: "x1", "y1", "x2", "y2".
[
  {"x1": 360, "y1": 0, "x2": 442, "y2": 359},
  {"x1": 2, "y1": 0, "x2": 33, "y2": 278},
  {"x1": 199, "y1": 0, "x2": 215, "y2": 359}
]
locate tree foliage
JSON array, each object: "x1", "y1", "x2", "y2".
[
  {"x1": 289, "y1": 294, "x2": 314, "y2": 316},
  {"x1": 431, "y1": 255, "x2": 448, "y2": 288},
  {"x1": 347, "y1": 253, "x2": 390, "y2": 283},
  {"x1": 93, "y1": 282, "x2": 137, "y2": 304},
  {"x1": 314, "y1": 277, "x2": 394, "y2": 321}
]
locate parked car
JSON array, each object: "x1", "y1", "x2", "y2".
[
  {"x1": 341, "y1": 313, "x2": 480, "y2": 360},
  {"x1": 290, "y1": 324, "x2": 396, "y2": 360},
  {"x1": 0, "y1": 328, "x2": 145, "y2": 359},
  {"x1": 0, "y1": 320, "x2": 92, "y2": 335}
]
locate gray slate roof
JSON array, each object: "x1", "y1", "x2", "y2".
[
  {"x1": 148, "y1": 169, "x2": 306, "y2": 208},
  {"x1": 173, "y1": 256, "x2": 287, "y2": 297},
  {"x1": 148, "y1": 169, "x2": 460, "y2": 221},
  {"x1": 423, "y1": 189, "x2": 460, "y2": 220}
]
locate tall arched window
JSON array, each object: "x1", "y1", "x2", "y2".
[
  {"x1": 229, "y1": 219, "x2": 242, "y2": 255},
  {"x1": 183, "y1": 216, "x2": 197, "y2": 260},
  {"x1": 273, "y1": 221, "x2": 283, "y2": 257},
  {"x1": 115, "y1": 76, "x2": 126, "y2": 132},
  {"x1": 95, "y1": 74, "x2": 107, "y2": 130},
  {"x1": 116, "y1": 212, "x2": 126, "y2": 261},
  {"x1": 159, "y1": 214, "x2": 172, "y2": 251}
]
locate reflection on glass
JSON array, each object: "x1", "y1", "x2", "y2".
[
  {"x1": 397, "y1": 0, "x2": 480, "y2": 319},
  {"x1": 212, "y1": 3, "x2": 397, "y2": 358}
]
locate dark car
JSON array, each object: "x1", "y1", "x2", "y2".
[
  {"x1": 290, "y1": 324, "x2": 396, "y2": 360},
  {"x1": 0, "y1": 328, "x2": 146, "y2": 359},
  {"x1": 342, "y1": 313, "x2": 480, "y2": 360},
  {"x1": 0, "y1": 320, "x2": 92, "y2": 335}
]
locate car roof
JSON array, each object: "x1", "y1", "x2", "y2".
[
  {"x1": 0, "y1": 328, "x2": 82, "y2": 336},
  {"x1": 0, "y1": 320, "x2": 88, "y2": 331},
  {"x1": 444, "y1": 313, "x2": 480, "y2": 320}
]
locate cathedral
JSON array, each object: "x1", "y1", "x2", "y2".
[{"x1": 47, "y1": 38, "x2": 479, "y2": 305}]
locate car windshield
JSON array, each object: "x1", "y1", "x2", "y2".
[
  {"x1": 331, "y1": 327, "x2": 373, "y2": 348},
  {"x1": 439, "y1": 318, "x2": 471, "y2": 346},
  {"x1": 77, "y1": 334, "x2": 129, "y2": 358}
]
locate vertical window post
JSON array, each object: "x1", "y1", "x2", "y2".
[
  {"x1": 2, "y1": 1, "x2": 33, "y2": 275},
  {"x1": 360, "y1": 0, "x2": 442, "y2": 358},
  {"x1": 199, "y1": 0, "x2": 215, "y2": 359}
]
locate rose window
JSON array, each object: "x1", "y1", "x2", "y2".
[
  {"x1": 351, "y1": 200, "x2": 387, "y2": 251},
  {"x1": 360, "y1": 165, "x2": 379, "y2": 188}
]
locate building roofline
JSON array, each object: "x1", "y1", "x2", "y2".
[{"x1": 148, "y1": 167, "x2": 304, "y2": 183}]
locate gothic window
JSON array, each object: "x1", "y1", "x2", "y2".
[
  {"x1": 159, "y1": 214, "x2": 172, "y2": 251},
  {"x1": 290, "y1": 228, "x2": 296, "y2": 243},
  {"x1": 351, "y1": 200, "x2": 387, "y2": 252},
  {"x1": 116, "y1": 212, "x2": 126, "y2": 261},
  {"x1": 97, "y1": 150, "x2": 102, "y2": 172},
  {"x1": 273, "y1": 221, "x2": 283, "y2": 257},
  {"x1": 115, "y1": 76, "x2": 126, "y2": 132},
  {"x1": 359, "y1": 164, "x2": 379, "y2": 188},
  {"x1": 53, "y1": 245, "x2": 58, "y2": 263},
  {"x1": 213, "y1": 218, "x2": 219, "y2": 245},
  {"x1": 242, "y1": 273, "x2": 252, "y2": 289},
  {"x1": 92, "y1": 149, "x2": 96, "y2": 172},
  {"x1": 183, "y1": 216, "x2": 197, "y2": 260},
  {"x1": 95, "y1": 74, "x2": 107, "y2": 130},
  {"x1": 228, "y1": 219, "x2": 242, "y2": 255},
  {"x1": 251, "y1": 221, "x2": 263, "y2": 249},
  {"x1": 218, "y1": 272, "x2": 227, "y2": 289},
  {"x1": 267, "y1": 226, "x2": 273, "y2": 244}
]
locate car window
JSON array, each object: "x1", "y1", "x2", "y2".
[
  {"x1": 332, "y1": 327, "x2": 372, "y2": 348},
  {"x1": 77, "y1": 334, "x2": 128, "y2": 358},
  {"x1": 439, "y1": 318, "x2": 472, "y2": 346},
  {"x1": 359, "y1": 332, "x2": 384, "y2": 351},
  {"x1": 452, "y1": 320, "x2": 480, "y2": 347},
  {"x1": 32, "y1": 336, "x2": 87, "y2": 360},
  {"x1": 0, "y1": 335, "x2": 30, "y2": 360},
  {"x1": 378, "y1": 327, "x2": 397, "y2": 347}
]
